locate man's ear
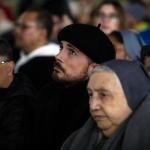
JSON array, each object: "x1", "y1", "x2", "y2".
[
  {"x1": 6, "y1": 61, "x2": 14, "y2": 76},
  {"x1": 88, "y1": 63, "x2": 100, "y2": 75}
]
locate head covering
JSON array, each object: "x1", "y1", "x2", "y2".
[
  {"x1": 125, "y1": 3, "x2": 145, "y2": 22},
  {"x1": 0, "y1": 38, "x2": 13, "y2": 60},
  {"x1": 57, "y1": 23, "x2": 115, "y2": 64},
  {"x1": 103, "y1": 60, "x2": 150, "y2": 110},
  {"x1": 120, "y1": 30, "x2": 144, "y2": 60}
]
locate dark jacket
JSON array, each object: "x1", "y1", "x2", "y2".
[
  {"x1": 36, "y1": 80, "x2": 90, "y2": 150},
  {"x1": 60, "y1": 60, "x2": 150, "y2": 150},
  {"x1": 16, "y1": 57, "x2": 55, "y2": 90},
  {"x1": 0, "y1": 73, "x2": 36, "y2": 150}
]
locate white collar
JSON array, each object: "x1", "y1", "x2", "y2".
[{"x1": 14, "y1": 43, "x2": 59, "y2": 73}]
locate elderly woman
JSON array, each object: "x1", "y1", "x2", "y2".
[{"x1": 60, "y1": 60, "x2": 150, "y2": 150}]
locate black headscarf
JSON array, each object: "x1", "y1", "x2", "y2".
[{"x1": 60, "y1": 60, "x2": 150, "y2": 150}]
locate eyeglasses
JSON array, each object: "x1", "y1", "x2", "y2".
[
  {"x1": 98, "y1": 12, "x2": 119, "y2": 22},
  {"x1": 15, "y1": 22, "x2": 37, "y2": 30},
  {"x1": 0, "y1": 60, "x2": 7, "y2": 66},
  {"x1": 0, "y1": 61, "x2": 5, "y2": 64},
  {"x1": 0, "y1": 57, "x2": 10, "y2": 65}
]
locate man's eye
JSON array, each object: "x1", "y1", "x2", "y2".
[
  {"x1": 69, "y1": 49, "x2": 76, "y2": 55},
  {"x1": 59, "y1": 45, "x2": 63, "y2": 50}
]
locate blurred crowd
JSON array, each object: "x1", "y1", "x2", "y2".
[
  {"x1": 0, "y1": 0, "x2": 150, "y2": 150},
  {"x1": 0, "y1": 0, "x2": 150, "y2": 60}
]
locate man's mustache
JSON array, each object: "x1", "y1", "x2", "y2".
[{"x1": 54, "y1": 61, "x2": 65, "y2": 72}]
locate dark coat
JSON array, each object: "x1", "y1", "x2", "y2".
[
  {"x1": 0, "y1": 73, "x2": 36, "y2": 150},
  {"x1": 17, "y1": 56, "x2": 55, "y2": 90},
  {"x1": 36, "y1": 80, "x2": 90, "y2": 150}
]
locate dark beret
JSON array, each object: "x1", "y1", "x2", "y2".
[{"x1": 57, "y1": 23, "x2": 115, "y2": 63}]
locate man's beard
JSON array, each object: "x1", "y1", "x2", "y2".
[{"x1": 52, "y1": 61, "x2": 89, "y2": 83}]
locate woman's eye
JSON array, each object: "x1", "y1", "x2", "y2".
[
  {"x1": 88, "y1": 92, "x2": 93, "y2": 98},
  {"x1": 99, "y1": 92, "x2": 107, "y2": 99}
]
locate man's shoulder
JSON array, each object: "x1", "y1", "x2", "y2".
[
  {"x1": 19, "y1": 56, "x2": 55, "y2": 74},
  {"x1": 9, "y1": 73, "x2": 36, "y2": 98},
  {"x1": 21, "y1": 56, "x2": 55, "y2": 67},
  {"x1": 38, "y1": 80, "x2": 88, "y2": 101}
]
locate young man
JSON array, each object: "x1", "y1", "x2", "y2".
[
  {"x1": 37, "y1": 24, "x2": 116, "y2": 150},
  {"x1": 0, "y1": 38, "x2": 36, "y2": 150}
]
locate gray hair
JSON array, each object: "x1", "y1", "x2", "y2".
[
  {"x1": 88, "y1": 64, "x2": 123, "y2": 91},
  {"x1": 88, "y1": 65, "x2": 114, "y2": 77}
]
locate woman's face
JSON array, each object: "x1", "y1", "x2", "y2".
[
  {"x1": 109, "y1": 35, "x2": 129, "y2": 60},
  {"x1": 87, "y1": 71, "x2": 132, "y2": 137},
  {"x1": 95, "y1": 4, "x2": 121, "y2": 35}
]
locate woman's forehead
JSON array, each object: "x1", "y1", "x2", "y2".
[{"x1": 88, "y1": 71, "x2": 121, "y2": 90}]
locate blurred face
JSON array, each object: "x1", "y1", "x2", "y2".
[
  {"x1": 51, "y1": 15, "x2": 62, "y2": 41},
  {"x1": 87, "y1": 71, "x2": 132, "y2": 137},
  {"x1": 144, "y1": 56, "x2": 150, "y2": 76},
  {"x1": 0, "y1": 56, "x2": 14, "y2": 87},
  {"x1": 52, "y1": 41, "x2": 92, "y2": 82},
  {"x1": 51, "y1": 15, "x2": 73, "y2": 41},
  {"x1": 109, "y1": 35, "x2": 129, "y2": 60},
  {"x1": 15, "y1": 12, "x2": 42, "y2": 53},
  {"x1": 95, "y1": 4, "x2": 121, "y2": 35},
  {"x1": 125, "y1": 13, "x2": 137, "y2": 29}
]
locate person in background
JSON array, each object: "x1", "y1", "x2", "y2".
[
  {"x1": 124, "y1": 0, "x2": 150, "y2": 45},
  {"x1": 36, "y1": 23, "x2": 115, "y2": 150},
  {"x1": 14, "y1": 7, "x2": 59, "y2": 90},
  {"x1": 141, "y1": 45, "x2": 150, "y2": 76},
  {"x1": 0, "y1": 38, "x2": 36, "y2": 150},
  {"x1": 68, "y1": 0, "x2": 96, "y2": 24},
  {"x1": 41, "y1": 0, "x2": 74, "y2": 43},
  {"x1": 91, "y1": 0, "x2": 125, "y2": 35},
  {"x1": 124, "y1": 0, "x2": 148, "y2": 31},
  {"x1": 60, "y1": 60, "x2": 150, "y2": 150},
  {"x1": 109, "y1": 30, "x2": 144, "y2": 60}
]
